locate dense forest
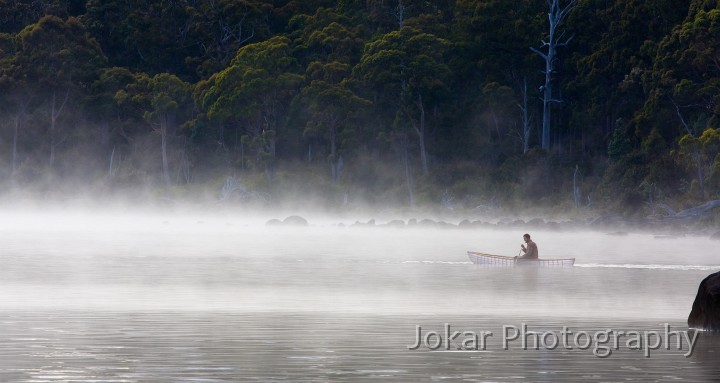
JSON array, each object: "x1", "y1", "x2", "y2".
[{"x1": 1, "y1": 0, "x2": 719, "y2": 216}]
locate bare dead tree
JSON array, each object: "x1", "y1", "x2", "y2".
[
  {"x1": 220, "y1": 176, "x2": 244, "y2": 201},
  {"x1": 651, "y1": 200, "x2": 720, "y2": 221},
  {"x1": 530, "y1": 0, "x2": 576, "y2": 150}
]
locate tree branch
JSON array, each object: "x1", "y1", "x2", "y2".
[
  {"x1": 54, "y1": 88, "x2": 70, "y2": 119},
  {"x1": 557, "y1": 35, "x2": 574, "y2": 47},
  {"x1": 670, "y1": 96, "x2": 693, "y2": 136},
  {"x1": 559, "y1": 0, "x2": 577, "y2": 19},
  {"x1": 530, "y1": 46, "x2": 547, "y2": 60}
]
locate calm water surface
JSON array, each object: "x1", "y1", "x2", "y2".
[{"x1": 0, "y1": 214, "x2": 719, "y2": 382}]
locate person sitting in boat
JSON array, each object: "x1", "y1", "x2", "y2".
[{"x1": 518, "y1": 233, "x2": 538, "y2": 260}]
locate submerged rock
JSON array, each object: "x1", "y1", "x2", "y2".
[
  {"x1": 435, "y1": 221, "x2": 457, "y2": 229},
  {"x1": 385, "y1": 219, "x2": 405, "y2": 227},
  {"x1": 351, "y1": 219, "x2": 375, "y2": 227},
  {"x1": 688, "y1": 271, "x2": 720, "y2": 332},
  {"x1": 282, "y1": 216, "x2": 309, "y2": 226},
  {"x1": 418, "y1": 219, "x2": 437, "y2": 227},
  {"x1": 265, "y1": 219, "x2": 283, "y2": 226},
  {"x1": 606, "y1": 231, "x2": 629, "y2": 236},
  {"x1": 458, "y1": 219, "x2": 472, "y2": 228}
]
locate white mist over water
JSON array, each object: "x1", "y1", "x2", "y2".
[{"x1": 0, "y1": 210, "x2": 716, "y2": 319}]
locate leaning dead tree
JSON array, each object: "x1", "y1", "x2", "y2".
[
  {"x1": 653, "y1": 200, "x2": 720, "y2": 220},
  {"x1": 530, "y1": 0, "x2": 576, "y2": 150}
]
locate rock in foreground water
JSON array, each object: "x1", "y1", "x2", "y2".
[{"x1": 688, "y1": 271, "x2": 720, "y2": 332}]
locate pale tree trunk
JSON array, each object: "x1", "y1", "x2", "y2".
[
  {"x1": 108, "y1": 146, "x2": 115, "y2": 177},
  {"x1": 240, "y1": 140, "x2": 245, "y2": 170},
  {"x1": 153, "y1": 112, "x2": 172, "y2": 188},
  {"x1": 160, "y1": 113, "x2": 172, "y2": 187},
  {"x1": 176, "y1": 142, "x2": 191, "y2": 184},
  {"x1": 49, "y1": 93, "x2": 56, "y2": 168},
  {"x1": 395, "y1": 0, "x2": 405, "y2": 28},
  {"x1": 49, "y1": 90, "x2": 70, "y2": 169},
  {"x1": 531, "y1": 0, "x2": 575, "y2": 150},
  {"x1": 694, "y1": 150, "x2": 706, "y2": 199},
  {"x1": 261, "y1": 112, "x2": 277, "y2": 181},
  {"x1": 540, "y1": 65, "x2": 552, "y2": 150},
  {"x1": 410, "y1": 93, "x2": 429, "y2": 175},
  {"x1": 330, "y1": 123, "x2": 337, "y2": 180},
  {"x1": 573, "y1": 164, "x2": 581, "y2": 208},
  {"x1": 266, "y1": 134, "x2": 276, "y2": 181},
  {"x1": 402, "y1": 132, "x2": 415, "y2": 206},
  {"x1": 491, "y1": 112, "x2": 501, "y2": 141},
  {"x1": 10, "y1": 94, "x2": 31, "y2": 179},
  {"x1": 328, "y1": 117, "x2": 343, "y2": 181},
  {"x1": 12, "y1": 115, "x2": 19, "y2": 177},
  {"x1": 518, "y1": 78, "x2": 531, "y2": 154},
  {"x1": 49, "y1": 90, "x2": 69, "y2": 169}
]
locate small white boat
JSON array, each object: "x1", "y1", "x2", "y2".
[{"x1": 467, "y1": 251, "x2": 575, "y2": 267}]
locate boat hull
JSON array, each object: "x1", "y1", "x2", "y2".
[{"x1": 467, "y1": 251, "x2": 575, "y2": 267}]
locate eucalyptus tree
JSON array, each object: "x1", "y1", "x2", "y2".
[
  {"x1": 86, "y1": 67, "x2": 139, "y2": 177},
  {"x1": 287, "y1": 7, "x2": 370, "y2": 180},
  {"x1": 12, "y1": 15, "x2": 106, "y2": 170},
  {"x1": 83, "y1": 0, "x2": 190, "y2": 77},
  {"x1": 84, "y1": 0, "x2": 277, "y2": 81},
  {"x1": 354, "y1": 26, "x2": 451, "y2": 175},
  {"x1": 289, "y1": 7, "x2": 367, "y2": 65},
  {"x1": 348, "y1": 0, "x2": 454, "y2": 35},
  {"x1": 531, "y1": 0, "x2": 576, "y2": 150},
  {"x1": 0, "y1": 32, "x2": 28, "y2": 177},
  {"x1": 0, "y1": 0, "x2": 85, "y2": 33},
  {"x1": 183, "y1": 0, "x2": 276, "y2": 78},
  {"x1": 451, "y1": 0, "x2": 544, "y2": 158},
  {"x1": 198, "y1": 36, "x2": 303, "y2": 177},
  {"x1": 565, "y1": 0, "x2": 686, "y2": 157},
  {"x1": 679, "y1": 128, "x2": 720, "y2": 199},
  {"x1": 115, "y1": 73, "x2": 192, "y2": 187},
  {"x1": 640, "y1": 4, "x2": 720, "y2": 139},
  {"x1": 299, "y1": 62, "x2": 371, "y2": 180},
  {"x1": 637, "y1": 2, "x2": 720, "y2": 199}
]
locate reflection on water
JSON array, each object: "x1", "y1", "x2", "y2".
[
  {"x1": 0, "y1": 216, "x2": 719, "y2": 381},
  {"x1": 1, "y1": 312, "x2": 718, "y2": 382}
]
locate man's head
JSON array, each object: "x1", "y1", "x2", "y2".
[{"x1": 523, "y1": 233, "x2": 531, "y2": 242}]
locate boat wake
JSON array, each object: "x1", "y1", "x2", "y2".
[
  {"x1": 575, "y1": 263, "x2": 720, "y2": 271},
  {"x1": 400, "y1": 261, "x2": 719, "y2": 271},
  {"x1": 401, "y1": 260, "x2": 473, "y2": 265}
]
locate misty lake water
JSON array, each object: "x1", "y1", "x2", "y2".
[{"x1": 0, "y1": 212, "x2": 719, "y2": 382}]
